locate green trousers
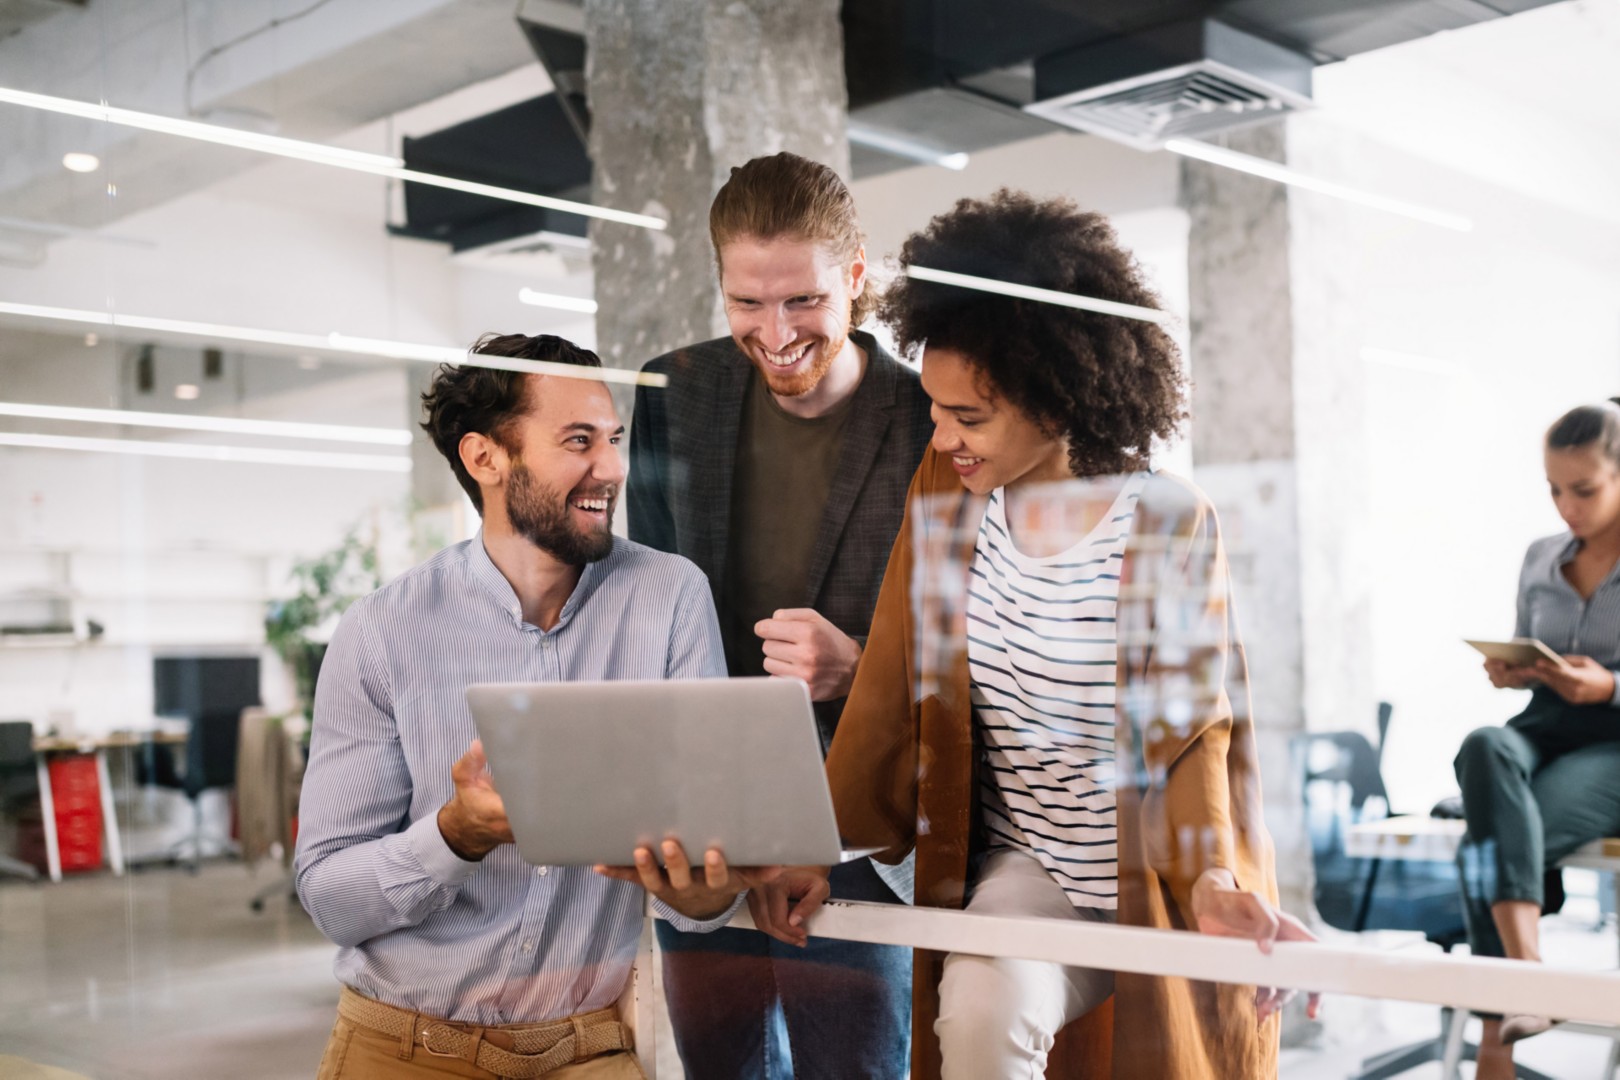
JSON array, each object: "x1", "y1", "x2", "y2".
[{"x1": 1453, "y1": 689, "x2": 1620, "y2": 958}]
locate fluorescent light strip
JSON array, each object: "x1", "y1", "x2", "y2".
[
  {"x1": 847, "y1": 122, "x2": 969, "y2": 171},
  {"x1": 0, "y1": 301, "x2": 669, "y2": 388},
  {"x1": 0, "y1": 432, "x2": 410, "y2": 472},
  {"x1": 904, "y1": 266, "x2": 1172, "y2": 324},
  {"x1": 380, "y1": 165, "x2": 665, "y2": 231},
  {"x1": 518, "y1": 288, "x2": 599, "y2": 314},
  {"x1": 0, "y1": 86, "x2": 400, "y2": 170},
  {"x1": 0, "y1": 402, "x2": 411, "y2": 445},
  {"x1": 0, "y1": 86, "x2": 666, "y2": 231},
  {"x1": 1164, "y1": 138, "x2": 1474, "y2": 233}
]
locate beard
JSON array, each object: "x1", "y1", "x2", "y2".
[
  {"x1": 506, "y1": 462, "x2": 615, "y2": 565},
  {"x1": 746, "y1": 325, "x2": 850, "y2": 399}
]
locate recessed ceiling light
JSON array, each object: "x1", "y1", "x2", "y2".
[
  {"x1": 62, "y1": 152, "x2": 100, "y2": 173},
  {"x1": 174, "y1": 384, "x2": 200, "y2": 401}
]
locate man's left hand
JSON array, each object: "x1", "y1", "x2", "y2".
[
  {"x1": 755, "y1": 608, "x2": 862, "y2": 701},
  {"x1": 594, "y1": 840, "x2": 782, "y2": 922},
  {"x1": 1534, "y1": 655, "x2": 1616, "y2": 705}
]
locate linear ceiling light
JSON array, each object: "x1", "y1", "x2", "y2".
[
  {"x1": 847, "y1": 122, "x2": 969, "y2": 170},
  {"x1": 1164, "y1": 138, "x2": 1474, "y2": 233},
  {"x1": 0, "y1": 432, "x2": 410, "y2": 472},
  {"x1": 518, "y1": 288, "x2": 598, "y2": 314},
  {"x1": 904, "y1": 266, "x2": 1173, "y2": 324},
  {"x1": 0, "y1": 402, "x2": 411, "y2": 445},
  {"x1": 0, "y1": 301, "x2": 668, "y2": 388},
  {"x1": 0, "y1": 86, "x2": 666, "y2": 231}
]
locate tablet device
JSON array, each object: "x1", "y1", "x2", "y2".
[
  {"x1": 467, "y1": 677, "x2": 874, "y2": 867},
  {"x1": 1463, "y1": 637, "x2": 1568, "y2": 669}
]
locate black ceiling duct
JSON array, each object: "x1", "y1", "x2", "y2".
[{"x1": 390, "y1": 93, "x2": 592, "y2": 253}]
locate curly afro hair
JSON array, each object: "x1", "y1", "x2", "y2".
[{"x1": 882, "y1": 189, "x2": 1186, "y2": 477}]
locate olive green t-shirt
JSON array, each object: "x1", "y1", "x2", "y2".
[{"x1": 720, "y1": 369, "x2": 856, "y2": 678}]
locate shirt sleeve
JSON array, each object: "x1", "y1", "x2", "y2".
[
  {"x1": 652, "y1": 892, "x2": 748, "y2": 933},
  {"x1": 667, "y1": 564, "x2": 726, "y2": 679},
  {"x1": 294, "y1": 602, "x2": 478, "y2": 948}
]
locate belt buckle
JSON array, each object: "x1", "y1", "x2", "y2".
[{"x1": 419, "y1": 1024, "x2": 461, "y2": 1059}]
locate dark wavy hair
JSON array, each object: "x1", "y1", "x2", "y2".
[
  {"x1": 419, "y1": 333, "x2": 602, "y2": 512},
  {"x1": 1547, "y1": 398, "x2": 1620, "y2": 466},
  {"x1": 881, "y1": 190, "x2": 1186, "y2": 477}
]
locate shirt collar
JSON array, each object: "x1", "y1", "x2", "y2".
[{"x1": 465, "y1": 529, "x2": 602, "y2": 632}]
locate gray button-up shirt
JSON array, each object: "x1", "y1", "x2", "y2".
[
  {"x1": 294, "y1": 533, "x2": 734, "y2": 1024},
  {"x1": 1517, "y1": 531, "x2": 1620, "y2": 706}
]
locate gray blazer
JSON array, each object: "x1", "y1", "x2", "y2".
[{"x1": 627, "y1": 330, "x2": 934, "y2": 747}]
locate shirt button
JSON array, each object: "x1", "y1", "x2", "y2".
[
  {"x1": 537, "y1": 866, "x2": 550, "y2": 877},
  {"x1": 521, "y1": 940, "x2": 535, "y2": 954}
]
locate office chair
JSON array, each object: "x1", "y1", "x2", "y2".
[
  {"x1": 1295, "y1": 708, "x2": 1554, "y2": 1080},
  {"x1": 141, "y1": 710, "x2": 242, "y2": 872},
  {"x1": 0, "y1": 721, "x2": 42, "y2": 882}
]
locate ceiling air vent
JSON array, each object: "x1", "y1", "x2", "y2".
[{"x1": 1024, "y1": 19, "x2": 1313, "y2": 151}]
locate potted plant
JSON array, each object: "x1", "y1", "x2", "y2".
[{"x1": 264, "y1": 529, "x2": 382, "y2": 710}]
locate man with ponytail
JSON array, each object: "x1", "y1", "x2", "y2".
[{"x1": 625, "y1": 152, "x2": 930, "y2": 1080}]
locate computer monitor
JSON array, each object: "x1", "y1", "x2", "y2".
[{"x1": 153, "y1": 656, "x2": 261, "y2": 721}]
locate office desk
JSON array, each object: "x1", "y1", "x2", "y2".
[
  {"x1": 1346, "y1": 817, "x2": 1620, "y2": 879},
  {"x1": 30, "y1": 731, "x2": 186, "y2": 883}
]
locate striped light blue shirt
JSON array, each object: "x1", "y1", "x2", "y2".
[{"x1": 294, "y1": 532, "x2": 732, "y2": 1024}]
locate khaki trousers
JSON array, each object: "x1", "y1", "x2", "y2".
[{"x1": 316, "y1": 989, "x2": 646, "y2": 1080}]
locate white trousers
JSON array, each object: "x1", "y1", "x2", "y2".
[{"x1": 935, "y1": 849, "x2": 1115, "y2": 1080}]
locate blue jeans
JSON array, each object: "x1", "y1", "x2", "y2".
[{"x1": 655, "y1": 858, "x2": 912, "y2": 1080}]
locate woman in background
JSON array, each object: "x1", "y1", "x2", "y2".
[{"x1": 1455, "y1": 400, "x2": 1620, "y2": 1078}]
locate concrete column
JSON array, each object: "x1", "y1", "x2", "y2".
[
  {"x1": 1182, "y1": 118, "x2": 1373, "y2": 1043},
  {"x1": 582, "y1": 0, "x2": 851, "y2": 381},
  {"x1": 407, "y1": 365, "x2": 469, "y2": 559}
]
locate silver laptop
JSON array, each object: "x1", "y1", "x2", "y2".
[{"x1": 466, "y1": 677, "x2": 870, "y2": 867}]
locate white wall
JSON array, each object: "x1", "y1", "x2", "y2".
[{"x1": 1299, "y1": 8, "x2": 1620, "y2": 811}]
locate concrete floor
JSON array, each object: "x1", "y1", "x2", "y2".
[{"x1": 1, "y1": 863, "x2": 1615, "y2": 1080}]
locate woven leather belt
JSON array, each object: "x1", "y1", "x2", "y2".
[{"x1": 338, "y1": 987, "x2": 632, "y2": 1078}]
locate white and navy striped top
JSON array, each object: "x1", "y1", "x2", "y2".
[
  {"x1": 294, "y1": 533, "x2": 733, "y2": 1025},
  {"x1": 967, "y1": 476, "x2": 1145, "y2": 910}
]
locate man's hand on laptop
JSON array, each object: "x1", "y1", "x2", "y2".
[
  {"x1": 594, "y1": 840, "x2": 783, "y2": 922},
  {"x1": 749, "y1": 866, "x2": 832, "y2": 947},
  {"x1": 437, "y1": 740, "x2": 515, "y2": 861}
]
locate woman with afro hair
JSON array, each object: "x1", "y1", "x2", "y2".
[{"x1": 753, "y1": 190, "x2": 1315, "y2": 1079}]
